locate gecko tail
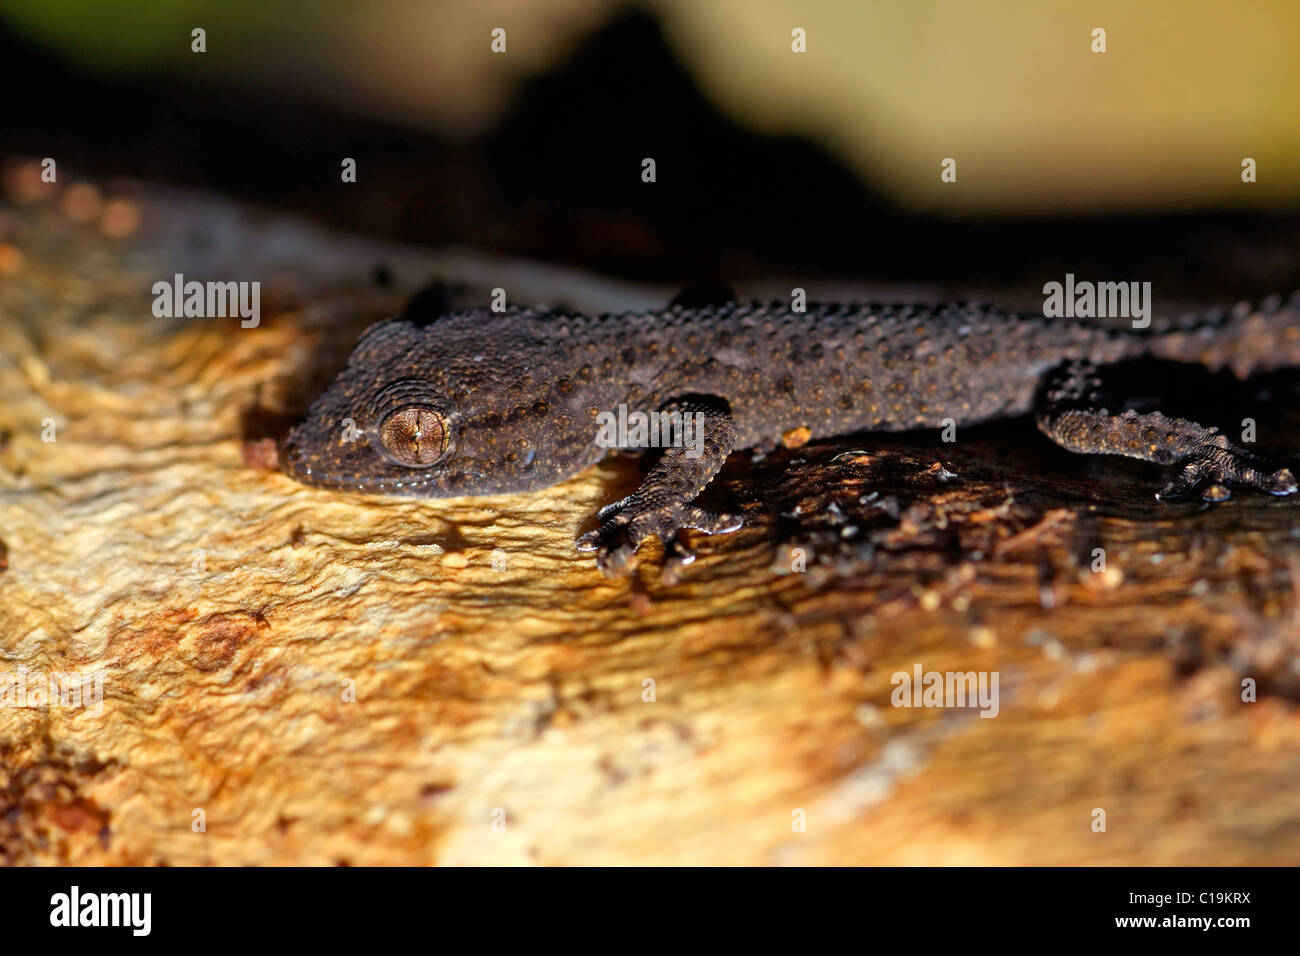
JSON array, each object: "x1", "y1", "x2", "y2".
[{"x1": 1144, "y1": 290, "x2": 1300, "y2": 378}]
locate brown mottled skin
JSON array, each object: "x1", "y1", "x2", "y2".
[{"x1": 281, "y1": 296, "x2": 1300, "y2": 573}]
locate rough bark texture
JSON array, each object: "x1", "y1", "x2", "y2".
[{"x1": 2, "y1": 166, "x2": 1299, "y2": 865}]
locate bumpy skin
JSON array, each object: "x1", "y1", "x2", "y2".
[{"x1": 281, "y1": 297, "x2": 1300, "y2": 573}]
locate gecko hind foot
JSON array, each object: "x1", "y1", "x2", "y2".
[
  {"x1": 1035, "y1": 361, "x2": 1299, "y2": 505},
  {"x1": 1155, "y1": 446, "x2": 1297, "y2": 502},
  {"x1": 576, "y1": 499, "x2": 743, "y2": 575}
]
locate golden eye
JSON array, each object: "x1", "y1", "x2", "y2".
[{"x1": 379, "y1": 407, "x2": 448, "y2": 466}]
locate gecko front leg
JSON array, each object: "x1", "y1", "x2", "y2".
[
  {"x1": 1035, "y1": 359, "x2": 1297, "y2": 501},
  {"x1": 577, "y1": 396, "x2": 743, "y2": 575}
]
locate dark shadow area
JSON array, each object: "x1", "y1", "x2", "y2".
[{"x1": 5, "y1": 9, "x2": 1299, "y2": 297}]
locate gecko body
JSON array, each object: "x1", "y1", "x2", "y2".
[{"x1": 281, "y1": 298, "x2": 1300, "y2": 572}]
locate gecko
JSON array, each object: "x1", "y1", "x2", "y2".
[{"x1": 280, "y1": 294, "x2": 1300, "y2": 574}]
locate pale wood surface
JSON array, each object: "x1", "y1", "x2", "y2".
[{"x1": 2, "y1": 167, "x2": 1298, "y2": 865}]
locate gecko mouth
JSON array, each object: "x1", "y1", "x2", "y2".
[
  {"x1": 277, "y1": 428, "x2": 370, "y2": 489},
  {"x1": 278, "y1": 432, "x2": 489, "y2": 496}
]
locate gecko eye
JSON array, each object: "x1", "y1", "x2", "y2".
[{"x1": 379, "y1": 406, "x2": 448, "y2": 466}]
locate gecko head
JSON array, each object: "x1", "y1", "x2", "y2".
[{"x1": 279, "y1": 313, "x2": 583, "y2": 497}]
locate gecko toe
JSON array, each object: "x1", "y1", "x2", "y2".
[
  {"x1": 679, "y1": 506, "x2": 743, "y2": 536},
  {"x1": 1156, "y1": 449, "x2": 1297, "y2": 502},
  {"x1": 576, "y1": 525, "x2": 635, "y2": 575},
  {"x1": 596, "y1": 495, "x2": 633, "y2": 520},
  {"x1": 660, "y1": 535, "x2": 699, "y2": 585},
  {"x1": 598, "y1": 541, "x2": 638, "y2": 575},
  {"x1": 1201, "y1": 482, "x2": 1231, "y2": 502},
  {"x1": 576, "y1": 501, "x2": 743, "y2": 575},
  {"x1": 1267, "y1": 467, "x2": 1297, "y2": 496}
]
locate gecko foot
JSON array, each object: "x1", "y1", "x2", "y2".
[
  {"x1": 1155, "y1": 446, "x2": 1297, "y2": 502},
  {"x1": 576, "y1": 499, "x2": 743, "y2": 576}
]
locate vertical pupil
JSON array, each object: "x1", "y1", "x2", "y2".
[{"x1": 383, "y1": 408, "x2": 443, "y2": 464}]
